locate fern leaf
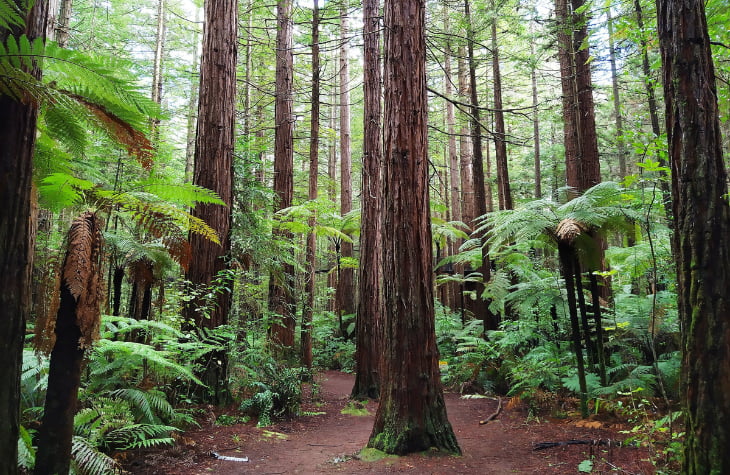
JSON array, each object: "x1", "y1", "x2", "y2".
[
  {"x1": 71, "y1": 436, "x2": 123, "y2": 475},
  {"x1": 0, "y1": 0, "x2": 25, "y2": 30}
]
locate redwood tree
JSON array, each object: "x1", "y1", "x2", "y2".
[
  {"x1": 268, "y1": 0, "x2": 297, "y2": 356},
  {"x1": 183, "y1": 0, "x2": 237, "y2": 403},
  {"x1": 0, "y1": 2, "x2": 49, "y2": 471},
  {"x1": 368, "y1": 0, "x2": 460, "y2": 455},
  {"x1": 302, "y1": 0, "x2": 320, "y2": 370},
  {"x1": 352, "y1": 0, "x2": 382, "y2": 400},
  {"x1": 657, "y1": 0, "x2": 730, "y2": 471}
]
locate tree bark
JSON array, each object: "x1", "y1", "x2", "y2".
[
  {"x1": 268, "y1": 0, "x2": 297, "y2": 356},
  {"x1": 607, "y1": 9, "x2": 627, "y2": 179},
  {"x1": 0, "y1": 3, "x2": 49, "y2": 471},
  {"x1": 182, "y1": 0, "x2": 237, "y2": 403},
  {"x1": 302, "y1": 0, "x2": 320, "y2": 370},
  {"x1": 352, "y1": 0, "x2": 382, "y2": 400},
  {"x1": 368, "y1": 0, "x2": 460, "y2": 455},
  {"x1": 184, "y1": 7, "x2": 201, "y2": 183},
  {"x1": 491, "y1": 13, "x2": 512, "y2": 211},
  {"x1": 657, "y1": 0, "x2": 730, "y2": 472},
  {"x1": 336, "y1": 0, "x2": 355, "y2": 331},
  {"x1": 36, "y1": 213, "x2": 103, "y2": 475},
  {"x1": 530, "y1": 34, "x2": 541, "y2": 199},
  {"x1": 465, "y1": 0, "x2": 497, "y2": 332}
]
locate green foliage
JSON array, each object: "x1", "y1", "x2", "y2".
[
  {"x1": 238, "y1": 357, "x2": 306, "y2": 427},
  {"x1": 71, "y1": 436, "x2": 123, "y2": 475},
  {"x1": 311, "y1": 312, "x2": 356, "y2": 371}
]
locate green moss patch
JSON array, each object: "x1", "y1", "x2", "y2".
[
  {"x1": 357, "y1": 448, "x2": 399, "y2": 463},
  {"x1": 341, "y1": 400, "x2": 371, "y2": 416}
]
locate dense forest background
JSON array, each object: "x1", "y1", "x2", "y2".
[{"x1": 2, "y1": 0, "x2": 730, "y2": 472}]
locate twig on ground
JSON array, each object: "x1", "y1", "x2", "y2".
[{"x1": 479, "y1": 396, "x2": 502, "y2": 425}]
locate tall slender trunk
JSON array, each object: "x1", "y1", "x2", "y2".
[
  {"x1": 302, "y1": 0, "x2": 320, "y2": 370},
  {"x1": 457, "y1": 48, "x2": 474, "y2": 232},
  {"x1": 336, "y1": 0, "x2": 355, "y2": 330},
  {"x1": 465, "y1": 0, "x2": 497, "y2": 332},
  {"x1": 184, "y1": 7, "x2": 202, "y2": 183},
  {"x1": 530, "y1": 33, "x2": 541, "y2": 198},
  {"x1": 607, "y1": 8, "x2": 627, "y2": 179},
  {"x1": 352, "y1": 0, "x2": 382, "y2": 400},
  {"x1": 491, "y1": 12, "x2": 512, "y2": 211}
]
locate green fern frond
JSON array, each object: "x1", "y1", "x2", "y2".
[
  {"x1": 91, "y1": 339, "x2": 204, "y2": 387},
  {"x1": 137, "y1": 182, "x2": 225, "y2": 207},
  {"x1": 103, "y1": 423, "x2": 178, "y2": 450},
  {"x1": 0, "y1": 0, "x2": 25, "y2": 30},
  {"x1": 17, "y1": 425, "x2": 35, "y2": 471},
  {"x1": 71, "y1": 436, "x2": 123, "y2": 475}
]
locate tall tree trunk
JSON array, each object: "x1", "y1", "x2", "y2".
[
  {"x1": 657, "y1": 1, "x2": 730, "y2": 472},
  {"x1": 151, "y1": 0, "x2": 166, "y2": 142},
  {"x1": 457, "y1": 48, "x2": 474, "y2": 232},
  {"x1": 635, "y1": 0, "x2": 673, "y2": 228},
  {"x1": 530, "y1": 33, "x2": 541, "y2": 198},
  {"x1": 336, "y1": 0, "x2": 355, "y2": 332},
  {"x1": 607, "y1": 8, "x2": 627, "y2": 179},
  {"x1": 465, "y1": 0, "x2": 497, "y2": 332},
  {"x1": 268, "y1": 0, "x2": 296, "y2": 357},
  {"x1": 490, "y1": 12, "x2": 512, "y2": 211},
  {"x1": 184, "y1": 6, "x2": 202, "y2": 183},
  {"x1": 36, "y1": 213, "x2": 103, "y2": 475},
  {"x1": 368, "y1": 0, "x2": 460, "y2": 455},
  {"x1": 0, "y1": 3, "x2": 49, "y2": 471},
  {"x1": 352, "y1": 0, "x2": 382, "y2": 400},
  {"x1": 302, "y1": 0, "x2": 320, "y2": 370},
  {"x1": 182, "y1": 0, "x2": 237, "y2": 403},
  {"x1": 55, "y1": 0, "x2": 73, "y2": 47}
]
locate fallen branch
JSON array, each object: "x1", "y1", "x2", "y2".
[
  {"x1": 210, "y1": 451, "x2": 249, "y2": 462},
  {"x1": 533, "y1": 439, "x2": 636, "y2": 451},
  {"x1": 479, "y1": 397, "x2": 502, "y2": 425}
]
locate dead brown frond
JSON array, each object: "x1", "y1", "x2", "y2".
[
  {"x1": 67, "y1": 93, "x2": 154, "y2": 169},
  {"x1": 556, "y1": 218, "x2": 587, "y2": 244},
  {"x1": 63, "y1": 212, "x2": 105, "y2": 348}
]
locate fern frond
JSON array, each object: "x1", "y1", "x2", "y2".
[
  {"x1": 71, "y1": 436, "x2": 123, "y2": 475},
  {"x1": 91, "y1": 339, "x2": 204, "y2": 387},
  {"x1": 0, "y1": 0, "x2": 25, "y2": 30},
  {"x1": 103, "y1": 424, "x2": 178, "y2": 450},
  {"x1": 137, "y1": 182, "x2": 225, "y2": 207},
  {"x1": 18, "y1": 425, "x2": 35, "y2": 470}
]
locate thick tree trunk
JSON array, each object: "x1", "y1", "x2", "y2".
[
  {"x1": 0, "y1": 3, "x2": 49, "y2": 472},
  {"x1": 368, "y1": 0, "x2": 460, "y2": 455},
  {"x1": 182, "y1": 0, "x2": 237, "y2": 403},
  {"x1": 352, "y1": 0, "x2": 382, "y2": 400},
  {"x1": 302, "y1": 0, "x2": 320, "y2": 370},
  {"x1": 36, "y1": 213, "x2": 103, "y2": 475},
  {"x1": 268, "y1": 0, "x2": 296, "y2": 356},
  {"x1": 657, "y1": 1, "x2": 730, "y2": 472}
]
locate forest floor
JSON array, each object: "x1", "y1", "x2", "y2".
[{"x1": 123, "y1": 371, "x2": 664, "y2": 474}]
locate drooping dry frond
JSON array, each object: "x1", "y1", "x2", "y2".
[
  {"x1": 555, "y1": 218, "x2": 588, "y2": 245},
  {"x1": 63, "y1": 212, "x2": 105, "y2": 348},
  {"x1": 68, "y1": 93, "x2": 154, "y2": 169}
]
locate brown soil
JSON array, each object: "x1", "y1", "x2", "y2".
[{"x1": 124, "y1": 371, "x2": 660, "y2": 474}]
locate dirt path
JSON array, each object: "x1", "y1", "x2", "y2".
[{"x1": 125, "y1": 371, "x2": 656, "y2": 474}]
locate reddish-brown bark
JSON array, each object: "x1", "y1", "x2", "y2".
[
  {"x1": 368, "y1": 0, "x2": 459, "y2": 455},
  {"x1": 352, "y1": 0, "x2": 382, "y2": 400},
  {"x1": 657, "y1": 0, "x2": 730, "y2": 472}
]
